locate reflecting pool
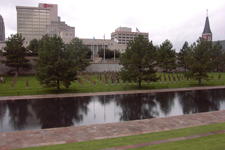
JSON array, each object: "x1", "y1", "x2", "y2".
[{"x1": 0, "y1": 89, "x2": 225, "y2": 133}]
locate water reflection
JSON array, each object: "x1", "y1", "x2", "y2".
[
  {"x1": 155, "y1": 92, "x2": 175, "y2": 116},
  {"x1": 177, "y1": 90, "x2": 221, "y2": 114},
  {"x1": 116, "y1": 93, "x2": 159, "y2": 121},
  {"x1": 7, "y1": 100, "x2": 32, "y2": 131},
  {"x1": 31, "y1": 97, "x2": 91, "y2": 129},
  {"x1": 0, "y1": 89, "x2": 225, "y2": 133}
]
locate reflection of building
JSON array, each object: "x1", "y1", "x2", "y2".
[
  {"x1": 16, "y1": 3, "x2": 75, "y2": 46},
  {"x1": 0, "y1": 14, "x2": 5, "y2": 42}
]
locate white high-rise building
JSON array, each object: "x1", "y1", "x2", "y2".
[{"x1": 16, "y1": 3, "x2": 75, "y2": 46}]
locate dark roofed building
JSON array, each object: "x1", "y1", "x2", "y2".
[
  {"x1": 213, "y1": 40, "x2": 225, "y2": 50},
  {"x1": 202, "y1": 10, "x2": 212, "y2": 41}
]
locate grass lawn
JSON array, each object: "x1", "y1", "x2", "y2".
[
  {"x1": 0, "y1": 72, "x2": 224, "y2": 96},
  {"x1": 17, "y1": 122, "x2": 225, "y2": 150}
]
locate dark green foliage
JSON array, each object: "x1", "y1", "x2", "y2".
[
  {"x1": 157, "y1": 39, "x2": 177, "y2": 71},
  {"x1": 118, "y1": 34, "x2": 159, "y2": 89},
  {"x1": 1, "y1": 33, "x2": 32, "y2": 75},
  {"x1": 210, "y1": 41, "x2": 225, "y2": 71},
  {"x1": 178, "y1": 41, "x2": 189, "y2": 71},
  {"x1": 35, "y1": 35, "x2": 77, "y2": 92},
  {"x1": 26, "y1": 38, "x2": 39, "y2": 56},
  {"x1": 98, "y1": 48, "x2": 120, "y2": 59},
  {"x1": 184, "y1": 37, "x2": 215, "y2": 85},
  {"x1": 67, "y1": 37, "x2": 91, "y2": 71}
]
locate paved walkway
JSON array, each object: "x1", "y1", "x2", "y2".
[
  {"x1": 100, "y1": 130, "x2": 225, "y2": 150},
  {"x1": 0, "y1": 110, "x2": 225, "y2": 150},
  {"x1": 1, "y1": 86, "x2": 225, "y2": 101}
]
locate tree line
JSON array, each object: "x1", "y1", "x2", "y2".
[
  {"x1": 119, "y1": 34, "x2": 225, "y2": 88},
  {"x1": 1, "y1": 33, "x2": 225, "y2": 91},
  {"x1": 1, "y1": 34, "x2": 92, "y2": 92}
]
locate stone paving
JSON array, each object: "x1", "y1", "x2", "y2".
[
  {"x1": 0, "y1": 86, "x2": 225, "y2": 150},
  {"x1": 1, "y1": 86, "x2": 225, "y2": 101}
]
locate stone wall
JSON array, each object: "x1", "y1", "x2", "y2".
[
  {"x1": 0, "y1": 56, "x2": 36, "y2": 75},
  {"x1": 0, "y1": 56, "x2": 187, "y2": 75},
  {"x1": 85, "y1": 63, "x2": 123, "y2": 72}
]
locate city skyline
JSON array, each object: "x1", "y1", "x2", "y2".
[{"x1": 0, "y1": 0, "x2": 225, "y2": 51}]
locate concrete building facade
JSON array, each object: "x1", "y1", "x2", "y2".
[
  {"x1": 0, "y1": 15, "x2": 5, "y2": 42},
  {"x1": 111, "y1": 27, "x2": 149, "y2": 45},
  {"x1": 46, "y1": 21, "x2": 75, "y2": 44},
  {"x1": 81, "y1": 38, "x2": 126, "y2": 57},
  {"x1": 81, "y1": 27, "x2": 149, "y2": 57},
  {"x1": 16, "y1": 3, "x2": 74, "y2": 46}
]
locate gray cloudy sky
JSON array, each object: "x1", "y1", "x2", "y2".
[{"x1": 0, "y1": 0, "x2": 225, "y2": 51}]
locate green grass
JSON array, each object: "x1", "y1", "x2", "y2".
[
  {"x1": 0, "y1": 72, "x2": 224, "y2": 96},
  {"x1": 134, "y1": 133, "x2": 225, "y2": 150},
  {"x1": 17, "y1": 122, "x2": 225, "y2": 150}
]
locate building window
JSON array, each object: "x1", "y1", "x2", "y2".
[
  {"x1": 66, "y1": 33, "x2": 68, "y2": 36},
  {"x1": 108, "y1": 43, "x2": 110, "y2": 45},
  {"x1": 70, "y1": 33, "x2": 72, "y2": 36},
  {"x1": 111, "y1": 43, "x2": 113, "y2": 45}
]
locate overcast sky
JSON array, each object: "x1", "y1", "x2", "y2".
[{"x1": 0, "y1": 0, "x2": 225, "y2": 51}]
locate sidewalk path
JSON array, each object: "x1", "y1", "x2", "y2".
[{"x1": 1, "y1": 86, "x2": 225, "y2": 101}]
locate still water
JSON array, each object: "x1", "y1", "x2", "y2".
[{"x1": 1, "y1": 89, "x2": 225, "y2": 133}]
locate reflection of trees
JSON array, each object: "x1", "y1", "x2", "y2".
[
  {"x1": 98, "y1": 95, "x2": 115, "y2": 105},
  {"x1": 178, "y1": 90, "x2": 221, "y2": 114},
  {"x1": 155, "y1": 92, "x2": 175, "y2": 116},
  {"x1": 6, "y1": 100, "x2": 31, "y2": 130},
  {"x1": 31, "y1": 97, "x2": 91, "y2": 129},
  {"x1": 0, "y1": 101, "x2": 7, "y2": 127},
  {"x1": 116, "y1": 93, "x2": 159, "y2": 121}
]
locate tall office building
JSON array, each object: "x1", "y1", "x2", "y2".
[{"x1": 0, "y1": 14, "x2": 5, "y2": 42}]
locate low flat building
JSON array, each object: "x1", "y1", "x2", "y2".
[{"x1": 111, "y1": 27, "x2": 149, "y2": 45}]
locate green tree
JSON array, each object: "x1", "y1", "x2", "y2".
[
  {"x1": 67, "y1": 37, "x2": 91, "y2": 71},
  {"x1": 210, "y1": 41, "x2": 225, "y2": 71},
  {"x1": 98, "y1": 48, "x2": 120, "y2": 59},
  {"x1": 26, "y1": 38, "x2": 39, "y2": 56},
  {"x1": 1, "y1": 33, "x2": 32, "y2": 75},
  {"x1": 157, "y1": 39, "x2": 177, "y2": 72},
  {"x1": 178, "y1": 41, "x2": 189, "y2": 71},
  {"x1": 118, "y1": 34, "x2": 159, "y2": 89},
  {"x1": 35, "y1": 35, "x2": 77, "y2": 92},
  {"x1": 184, "y1": 37, "x2": 214, "y2": 85}
]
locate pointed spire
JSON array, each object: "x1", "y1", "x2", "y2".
[{"x1": 202, "y1": 9, "x2": 212, "y2": 34}]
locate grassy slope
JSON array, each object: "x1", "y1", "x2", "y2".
[
  {"x1": 17, "y1": 122, "x2": 225, "y2": 150},
  {"x1": 0, "y1": 72, "x2": 224, "y2": 96}
]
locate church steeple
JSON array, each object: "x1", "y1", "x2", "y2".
[{"x1": 202, "y1": 10, "x2": 212, "y2": 41}]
